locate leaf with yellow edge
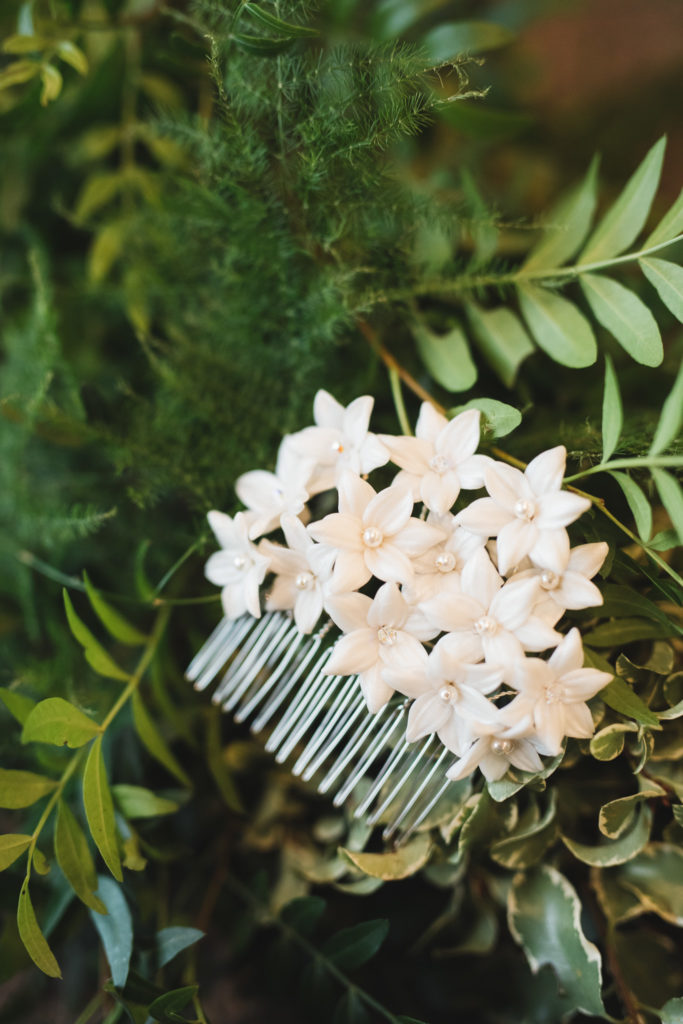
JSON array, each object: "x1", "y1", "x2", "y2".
[{"x1": 339, "y1": 832, "x2": 431, "y2": 880}]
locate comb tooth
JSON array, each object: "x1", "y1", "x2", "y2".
[
  {"x1": 366, "y1": 735, "x2": 435, "y2": 827},
  {"x1": 234, "y1": 629, "x2": 319, "y2": 724},
  {"x1": 223, "y1": 617, "x2": 297, "y2": 714},
  {"x1": 211, "y1": 613, "x2": 286, "y2": 705},
  {"x1": 264, "y1": 650, "x2": 333, "y2": 752},
  {"x1": 251, "y1": 638, "x2": 325, "y2": 733},
  {"x1": 399, "y1": 774, "x2": 455, "y2": 837},
  {"x1": 326, "y1": 705, "x2": 402, "y2": 803},
  {"x1": 273, "y1": 673, "x2": 344, "y2": 764},
  {"x1": 190, "y1": 616, "x2": 256, "y2": 691},
  {"x1": 352, "y1": 719, "x2": 410, "y2": 817},
  {"x1": 302, "y1": 699, "x2": 367, "y2": 782},
  {"x1": 293, "y1": 675, "x2": 361, "y2": 779},
  {"x1": 382, "y1": 739, "x2": 448, "y2": 843},
  {"x1": 185, "y1": 617, "x2": 234, "y2": 681}
]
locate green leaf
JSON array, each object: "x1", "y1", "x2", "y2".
[
  {"x1": 508, "y1": 866, "x2": 605, "y2": 1017},
  {"x1": 33, "y1": 847, "x2": 50, "y2": 875},
  {"x1": 600, "y1": 355, "x2": 622, "y2": 463},
  {"x1": 89, "y1": 876, "x2": 133, "y2": 988},
  {"x1": 412, "y1": 318, "x2": 477, "y2": 392},
  {"x1": 580, "y1": 273, "x2": 663, "y2": 366},
  {"x1": 0, "y1": 59, "x2": 40, "y2": 90},
  {"x1": 644, "y1": 187, "x2": 683, "y2": 246},
  {"x1": 0, "y1": 688, "x2": 37, "y2": 725},
  {"x1": 578, "y1": 135, "x2": 666, "y2": 263},
  {"x1": 21, "y1": 697, "x2": 101, "y2": 748},
  {"x1": 517, "y1": 284, "x2": 597, "y2": 368},
  {"x1": 609, "y1": 471, "x2": 652, "y2": 542},
  {"x1": 332, "y1": 992, "x2": 373, "y2": 1024},
  {"x1": 601, "y1": 676, "x2": 660, "y2": 727},
  {"x1": 650, "y1": 361, "x2": 683, "y2": 456},
  {"x1": 589, "y1": 722, "x2": 638, "y2": 761},
  {"x1": 599, "y1": 782, "x2": 664, "y2": 839},
  {"x1": 206, "y1": 708, "x2": 242, "y2": 812},
  {"x1": 83, "y1": 736, "x2": 122, "y2": 882},
  {"x1": 2, "y1": 34, "x2": 48, "y2": 53},
  {"x1": 562, "y1": 804, "x2": 651, "y2": 867},
  {"x1": 112, "y1": 784, "x2": 179, "y2": 819},
  {"x1": 0, "y1": 768, "x2": 57, "y2": 809},
  {"x1": 321, "y1": 919, "x2": 389, "y2": 970},
  {"x1": 233, "y1": 32, "x2": 294, "y2": 55},
  {"x1": 640, "y1": 257, "x2": 683, "y2": 323},
  {"x1": 83, "y1": 573, "x2": 147, "y2": 645},
  {"x1": 465, "y1": 304, "x2": 534, "y2": 387},
  {"x1": 132, "y1": 693, "x2": 191, "y2": 789},
  {"x1": 0, "y1": 834, "x2": 31, "y2": 871},
  {"x1": 243, "y1": 3, "x2": 318, "y2": 37},
  {"x1": 339, "y1": 833, "x2": 431, "y2": 880},
  {"x1": 281, "y1": 896, "x2": 326, "y2": 936},
  {"x1": 616, "y1": 843, "x2": 683, "y2": 925},
  {"x1": 73, "y1": 171, "x2": 126, "y2": 222},
  {"x1": 582, "y1": 617, "x2": 671, "y2": 646},
  {"x1": 148, "y1": 985, "x2": 198, "y2": 1023},
  {"x1": 523, "y1": 155, "x2": 599, "y2": 271},
  {"x1": 63, "y1": 590, "x2": 130, "y2": 681},
  {"x1": 17, "y1": 880, "x2": 62, "y2": 978},
  {"x1": 55, "y1": 40, "x2": 88, "y2": 75},
  {"x1": 156, "y1": 926, "x2": 205, "y2": 968},
  {"x1": 422, "y1": 20, "x2": 514, "y2": 61},
  {"x1": 652, "y1": 468, "x2": 683, "y2": 544},
  {"x1": 660, "y1": 997, "x2": 683, "y2": 1024},
  {"x1": 449, "y1": 397, "x2": 521, "y2": 439},
  {"x1": 39, "y1": 64, "x2": 62, "y2": 106},
  {"x1": 54, "y1": 799, "x2": 107, "y2": 914},
  {"x1": 490, "y1": 793, "x2": 558, "y2": 870}
]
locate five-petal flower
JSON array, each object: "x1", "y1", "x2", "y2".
[
  {"x1": 204, "y1": 510, "x2": 270, "y2": 619},
  {"x1": 260, "y1": 515, "x2": 335, "y2": 634}
]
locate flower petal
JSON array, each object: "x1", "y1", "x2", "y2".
[
  {"x1": 514, "y1": 616, "x2": 562, "y2": 652},
  {"x1": 560, "y1": 668, "x2": 613, "y2": 702},
  {"x1": 294, "y1": 587, "x2": 324, "y2": 634},
  {"x1": 314, "y1": 389, "x2": 343, "y2": 428},
  {"x1": 393, "y1": 519, "x2": 446, "y2": 557},
  {"x1": 308, "y1": 512, "x2": 362, "y2": 551},
  {"x1": 457, "y1": 497, "x2": 512, "y2": 537},
  {"x1": 557, "y1": 573, "x2": 604, "y2": 610},
  {"x1": 359, "y1": 663, "x2": 394, "y2": 713},
  {"x1": 325, "y1": 592, "x2": 372, "y2": 633},
  {"x1": 437, "y1": 408, "x2": 480, "y2": 464},
  {"x1": 338, "y1": 471, "x2": 376, "y2": 519},
  {"x1": 525, "y1": 445, "x2": 566, "y2": 496},
  {"x1": 326, "y1": 629, "x2": 378, "y2": 675},
  {"x1": 461, "y1": 548, "x2": 502, "y2": 608},
  {"x1": 207, "y1": 510, "x2": 239, "y2": 548},
  {"x1": 547, "y1": 628, "x2": 584, "y2": 676},
  {"x1": 482, "y1": 630, "x2": 525, "y2": 670},
  {"x1": 562, "y1": 701, "x2": 595, "y2": 739},
  {"x1": 343, "y1": 395, "x2": 374, "y2": 446},
  {"x1": 458, "y1": 454, "x2": 491, "y2": 490},
  {"x1": 382, "y1": 644, "x2": 430, "y2": 699},
  {"x1": 535, "y1": 491, "x2": 591, "y2": 530},
  {"x1": 415, "y1": 402, "x2": 448, "y2": 444},
  {"x1": 359, "y1": 433, "x2": 390, "y2": 474},
  {"x1": 567, "y1": 541, "x2": 609, "y2": 579},
  {"x1": 330, "y1": 550, "x2": 371, "y2": 593},
  {"x1": 496, "y1": 518, "x2": 538, "y2": 576},
  {"x1": 365, "y1": 543, "x2": 415, "y2": 584},
  {"x1": 367, "y1": 582, "x2": 408, "y2": 628},
  {"x1": 485, "y1": 461, "x2": 532, "y2": 511},
  {"x1": 420, "y1": 470, "x2": 460, "y2": 515},
  {"x1": 406, "y1": 694, "x2": 450, "y2": 741},
  {"x1": 529, "y1": 529, "x2": 570, "y2": 574},
  {"x1": 380, "y1": 435, "x2": 432, "y2": 475},
  {"x1": 423, "y1": 593, "x2": 482, "y2": 632},
  {"x1": 364, "y1": 485, "x2": 413, "y2": 536}
]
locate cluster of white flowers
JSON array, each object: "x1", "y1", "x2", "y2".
[{"x1": 204, "y1": 391, "x2": 612, "y2": 784}]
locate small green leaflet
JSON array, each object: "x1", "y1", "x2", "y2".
[
  {"x1": 89, "y1": 876, "x2": 133, "y2": 987},
  {"x1": 608, "y1": 471, "x2": 652, "y2": 543},
  {"x1": 650, "y1": 360, "x2": 683, "y2": 456},
  {"x1": 0, "y1": 767, "x2": 57, "y2": 809},
  {"x1": 489, "y1": 792, "x2": 558, "y2": 870},
  {"x1": 281, "y1": 896, "x2": 327, "y2": 936},
  {"x1": 83, "y1": 736, "x2": 122, "y2": 882},
  {"x1": 83, "y1": 572, "x2": 147, "y2": 645},
  {"x1": 652, "y1": 468, "x2": 683, "y2": 544},
  {"x1": 615, "y1": 843, "x2": 683, "y2": 926},
  {"x1": 33, "y1": 848, "x2": 49, "y2": 874},
  {"x1": 465, "y1": 304, "x2": 533, "y2": 387},
  {"x1": 148, "y1": 985, "x2": 198, "y2": 1024},
  {"x1": 640, "y1": 257, "x2": 683, "y2": 323},
  {"x1": 17, "y1": 880, "x2": 61, "y2": 978},
  {"x1": 21, "y1": 697, "x2": 101, "y2": 748},
  {"x1": 578, "y1": 135, "x2": 666, "y2": 263},
  {"x1": 660, "y1": 997, "x2": 683, "y2": 1024},
  {"x1": 449, "y1": 397, "x2": 522, "y2": 438},
  {"x1": 339, "y1": 833, "x2": 431, "y2": 880},
  {"x1": 0, "y1": 834, "x2": 31, "y2": 871},
  {"x1": 422, "y1": 21, "x2": 514, "y2": 62},
  {"x1": 523, "y1": 154, "x2": 599, "y2": 271},
  {"x1": 589, "y1": 722, "x2": 638, "y2": 761},
  {"x1": 54, "y1": 800, "x2": 107, "y2": 914},
  {"x1": 599, "y1": 782, "x2": 664, "y2": 839},
  {"x1": 517, "y1": 284, "x2": 597, "y2": 368},
  {"x1": 562, "y1": 804, "x2": 652, "y2": 867},
  {"x1": 412, "y1": 318, "x2": 477, "y2": 392},
  {"x1": 582, "y1": 617, "x2": 671, "y2": 646},
  {"x1": 600, "y1": 355, "x2": 622, "y2": 463},
  {"x1": 156, "y1": 926, "x2": 204, "y2": 968},
  {"x1": 644, "y1": 187, "x2": 683, "y2": 246},
  {"x1": 63, "y1": 590, "x2": 130, "y2": 681},
  {"x1": 321, "y1": 919, "x2": 389, "y2": 970},
  {"x1": 580, "y1": 273, "x2": 662, "y2": 366},
  {"x1": 112, "y1": 784, "x2": 179, "y2": 819},
  {"x1": 0, "y1": 688, "x2": 36, "y2": 725},
  {"x1": 600, "y1": 677, "x2": 660, "y2": 727},
  {"x1": 132, "y1": 692, "x2": 191, "y2": 789}
]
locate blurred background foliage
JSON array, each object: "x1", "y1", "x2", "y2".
[{"x1": 1, "y1": 0, "x2": 683, "y2": 1021}]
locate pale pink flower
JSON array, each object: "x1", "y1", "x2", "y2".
[
  {"x1": 260, "y1": 516, "x2": 335, "y2": 634},
  {"x1": 235, "y1": 438, "x2": 313, "y2": 540},
  {"x1": 204, "y1": 511, "x2": 270, "y2": 619},
  {"x1": 457, "y1": 446, "x2": 591, "y2": 575},
  {"x1": 380, "y1": 404, "x2": 490, "y2": 515}
]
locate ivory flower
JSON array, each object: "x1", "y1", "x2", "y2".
[
  {"x1": 235, "y1": 438, "x2": 313, "y2": 540},
  {"x1": 457, "y1": 446, "x2": 591, "y2": 575},
  {"x1": 204, "y1": 511, "x2": 270, "y2": 619},
  {"x1": 446, "y1": 718, "x2": 547, "y2": 782},
  {"x1": 380, "y1": 404, "x2": 489, "y2": 515},
  {"x1": 403, "y1": 512, "x2": 485, "y2": 605},
  {"x1": 307, "y1": 472, "x2": 444, "y2": 592},
  {"x1": 260, "y1": 516, "x2": 335, "y2": 634},
  {"x1": 512, "y1": 542, "x2": 608, "y2": 625}
]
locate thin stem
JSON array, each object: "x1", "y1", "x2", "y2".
[
  {"x1": 357, "y1": 319, "x2": 446, "y2": 414},
  {"x1": 27, "y1": 748, "x2": 87, "y2": 871},
  {"x1": 100, "y1": 605, "x2": 171, "y2": 732},
  {"x1": 388, "y1": 367, "x2": 412, "y2": 435},
  {"x1": 154, "y1": 538, "x2": 203, "y2": 594},
  {"x1": 73, "y1": 992, "x2": 105, "y2": 1024},
  {"x1": 153, "y1": 593, "x2": 221, "y2": 607},
  {"x1": 565, "y1": 455, "x2": 683, "y2": 481}
]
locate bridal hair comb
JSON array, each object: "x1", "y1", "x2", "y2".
[{"x1": 186, "y1": 391, "x2": 611, "y2": 843}]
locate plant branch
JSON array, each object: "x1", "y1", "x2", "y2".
[
  {"x1": 100, "y1": 605, "x2": 171, "y2": 731},
  {"x1": 565, "y1": 455, "x2": 683, "y2": 481}
]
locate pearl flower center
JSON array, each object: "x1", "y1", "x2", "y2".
[
  {"x1": 233, "y1": 555, "x2": 247, "y2": 571},
  {"x1": 438, "y1": 683, "x2": 459, "y2": 703},
  {"x1": 473, "y1": 616, "x2": 498, "y2": 636},
  {"x1": 429, "y1": 454, "x2": 451, "y2": 475},
  {"x1": 295, "y1": 572, "x2": 314, "y2": 590},
  {"x1": 362, "y1": 526, "x2": 383, "y2": 548},
  {"x1": 331, "y1": 439, "x2": 344, "y2": 454},
  {"x1": 434, "y1": 551, "x2": 456, "y2": 574},
  {"x1": 491, "y1": 738, "x2": 514, "y2": 755},
  {"x1": 514, "y1": 498, "x2": 535, "y2": 521},
  {"x1": 544, "y1": 682, "x2": 564, "y2": 704},
  {"x1": 377, "y1": 626, "x2": 397, "y2": 646},
  {"x1": 540, "y1": 570, "x2": 559, "y2": 590}
]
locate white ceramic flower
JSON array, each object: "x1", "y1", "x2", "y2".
[
  {"x1": 511, "y1": 542, "x2": 608, "y2": 626},
  {"x1": 204, "y1": 510, "x2": 270, "y2": 619},
  {"x1": 307, "y1": 472, "x2": 444, "y2": 592},
  {"x1": 456, "y1": 446, "x2": 591, "y2": 576},
  {"x1": 235, "y1": 438, "x2": 313, "y2": 540},
  {"x1": 287, "y1": 390, "x2": 389, "y2": 494},
  {"x1": 403, "y1": 512, "x2": 485, "y2": 605},
  {"x1": 446, "y1": 717, "x2": 547, "y2": 782},
  {"x1": 324, "y1": 583, "x2": 432, "y2": 713},
  {"x1": 260, "y1": 516, "x2": 335, "y2": 634},
  {"x1": 501, "y1": 628, "x2": 612, "y2": 755},
  {"x1": 380, "y1": 404, "x2": 489, "y2": 515}
]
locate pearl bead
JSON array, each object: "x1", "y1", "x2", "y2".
[
  {"x1": 362, "y1": 526, "x2": 383, "y2": 548},
  {"x1": 540, "y1": 570, "x2": 559, "y2": 590},
  {"x1": 233, "y1": 555, "x2": 247, "y2": 571},
  {"x1": 492, "y1": 739, "x2": 514, "y2": 755},
  {"x1": 331, "y1": 439, "x2": 344, "y2": 453},
  {"x1": 473, "y1": 616, "x2": 498, "y2": 636},
  {"x1": 514, "y1": 498, "x2": 535, "y2": 521},
  {"x1": 429, "y1": 454, "x2": 450, "y2": 475},
  {"x1": 295, "y1": 572, "x2": 313, "y2": 590},
  {"x1": 438, "y1": 686, "x2": 455, "y2": 703},
  {"x1": 435, "y1": 551, "x2": 456, "y2": 573},
  {"x1": 377, "y1": 626, "x2": 397, "y2": 646}
]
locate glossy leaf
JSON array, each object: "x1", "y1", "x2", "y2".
[
  {"x1": 641, "y1": 256, "x2": 683, "y2": 323},
  {"x1": 156, "y1": 926, "x2": 205, "y2": 968},
  {"x1": 582, "y1": 617, "x2": 671, "y2": 646},
  {"x1": 652, "y1": 468, "x2": 683, "y2": 544},
  {"x1": 17, "y1": 880, "x2": 61, "y2": 978},
  {"x1": 600, "y1": 355, "x2": 622, "y2": 463},
  {"x1": 54, "y1": 800, "x2": 107, "y2": 914},
  {"x1": 83, "y1": 572, "x2": 147, "y2": 645},
  {"x1": 0, "y1": 688, "x2": 37, "y2": 725},
  {"x1": 579, "y1": 135, "x2": 666, "y2": 263},
  {"x1": 466, "y1": 303, "x2": 534, "y2": 386},
  {"x1": 422, "y1": 20, "x2": 514, "y2": 62},
  {"x1": 83, "y1": 736, "x2": 122, "y2": 881},
  {"x1": 0, "y1": 834, "x2": 31, "y2": 871},
  {"x1": 644, "y1": 187, "x2": 683, "y2": 246},
  {"x1": 599, "y1": 783, "x2": 664, "y2": 838},
  {"x1": 132, "y1": 692, "x2": 191, "y2": 788},
  {"x1": 21, "y1": 697, "x2": 101, "y2": 748},
  {"x1": 339, "y1": 833, "x2": 431, "y2": 880},
  {"x1": 589, "y1": 722, "x2": 638, "y2": 761},
  {"x1": 650, "y1": 361, "x2": 683, "y2": 456},
  {"x1": 562, "y1": 804, "x2": 651, "y2": 867},
  {"x1": 63, "y1": 590, "x2": 130, "y2": 681},
  {"x1": 449, "y1": 397, "x2": 521, "y2": 438},
  {"x1": 580, "y1": 273, "x2": 663, "y2": 366},
  {"x1": 507, "y1": 865, "x2": 605, "y2": 1017},
  {"x1": 660, "y1": 998, "x2": 683, "y2": 1024},
  {"x1": 413, "y1": 318, "x2": 477, "y2": 392},
  {"x1": 523, "y1": 155, "x2": 599, "y2": 271},
  {"x1": 321, "y1": 919, "x2": 389, "y2": 970},
  {"x1": 490, "y1": 793, "x2": 558, "y2": 870},
  {"x1": 89, "y1": 876, "x2": 133, "y2": 987},
  {"x1": 517, "y1": 284, "x2": 597, "y2": 367},
  {"x1": 616, "y1": 844, "x2": 683, "y2": 925},
  {"x1": 609, "y1": 471, "x2": 652, "y2": 542},
  {"x1": 111, "y1": 784, "x2": 179, "y2": 819},
  {"x1": 0, "y1": 768, "x2": 57, "y2": 809},
  {"x1": 56, "y1": 40, "x2": 88, "y2": 75},
  {"x1": 33, "y1": 848, "x2": 50, "y2": 875},
  {"x1": 148, "y1": 985, "x2": 198, "y2": 1022}
]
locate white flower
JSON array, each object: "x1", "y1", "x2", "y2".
[
  {"x1": 235, "y1": 437, "x2": 313, "y2": 540},
  {"x1": 260, "y1": 516, "x2": 335, "y2": 634},
  {"x1": 287, "y1": 390, "x2": 389, "y2": 494},
  {"x1": 457, "y1": 446, "x2": 591, "y2": 575},
  {"x1": 403, "y1": 512, "x2": 485, "y2": 605},
  {"x1": 446, "y1": 717, "x2": 547, "y2": 782},
  {"x1": 324, "y1": 583, "x2": 431, "y2": 713},
  {"x1": 307, "y1": 472, "x2": 444, "y2": 592},
  {"x1": 204, "y1": 511, "x2": 270, "y2": 619},
  {"x1": 511, "y1": 542, "x2": 608, "y2": 626},
  {"x1": 383, "y1": 635, "x2": 502, "y2": 754},
  {"x1": 380, "y1": 404, "x2": 489, "y2": 515},
  {"x1": 501, "y1": 628, "x2": 612, "y2": 755},
  {"x1": 422, "y1": 548, "x2": 561, "y2": 672}
]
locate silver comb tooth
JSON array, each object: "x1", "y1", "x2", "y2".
[
  {"x1": 352, "y1": 717, "x2": 411, "y2": 817},
  {"x1": 234, "y1": 628, "x2": 319, "y2": 724},
  {"x1": 382, "y1": 738, "x2": 448, "y2": 843},
  {"x1": 222, "y1": 616, "x2": 296, "y2": 713},
  {"x1": 189, "y1": 616, "x2": 256, "y2": 691},
  {"x1": 399, "y1": 772, "x2": 456, "y2": 837},
  {"x1": 264, "y1": 649, "x2": 333, "y2": 752},
  {"x1": 325, "y1": 703, "x2": 402, "y2": 802},
  {"x1": 185, "y1": 616, "x2": 235, "y2": 681},
  {"x1": 251, "y1": 636, "x2": 326, "y2": 733},
  {"x1": 211, "y1": 613, "x2": 286, "y2": 705},
  {"x1": 293, "y1": 675, "x2": 362, "y2": 779},
  {"x1": 273, "y1": 673, "x2": 343, "y2": 764},
  {"x1": 366, "y1": 734, "x2": 435, "y2": 827}
]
